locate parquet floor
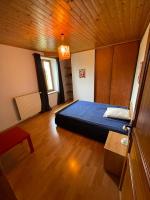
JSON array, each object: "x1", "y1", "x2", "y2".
[{"x1": 0, "y1": 104, "x2": 119, "y2": 200}]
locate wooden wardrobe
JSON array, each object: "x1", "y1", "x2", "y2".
[
  {"x1": 120, "y1": 35, "x2": 150, "y2": 199},
  {"x1": 95, "y1": 41, "x2": 139, "y2": 107}
]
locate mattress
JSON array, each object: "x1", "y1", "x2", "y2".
[{"x1": 55, "y1": 101, "x2": 130, "y2": 142}]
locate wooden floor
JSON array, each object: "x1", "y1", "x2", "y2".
[{"x1": 0, "y1": 104, "x2": 119, "y2": 200}]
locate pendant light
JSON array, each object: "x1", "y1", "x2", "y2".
[{"x1": 58, "y1": 33, "x2": 70, "y2": 60}]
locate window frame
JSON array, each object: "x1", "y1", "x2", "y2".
[{"x1": 42, "y1": 59, "x2": 55, "y2": 93}]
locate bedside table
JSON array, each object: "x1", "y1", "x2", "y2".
[{"x1": 104, "y1": 131, "x2": 128, "y2": 177}]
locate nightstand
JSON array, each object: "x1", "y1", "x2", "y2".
[{"x1": 104, "y1": 131, "x2": 128, "y2": 177}]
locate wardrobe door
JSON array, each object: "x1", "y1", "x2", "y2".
[
  {"x1": 110, "y1": 41, "x2": 139, "y2": 106},
  {"x1": 95, "y1": 47, "x2": 114, "y2": 103}
]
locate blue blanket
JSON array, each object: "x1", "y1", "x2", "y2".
[{"x1": 56, "y1": 101, "x2": 129, "y2": 134}]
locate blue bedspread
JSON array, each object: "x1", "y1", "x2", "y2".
[{"x1": 56, "y1": 101, "x2": 129, "y2": 134}]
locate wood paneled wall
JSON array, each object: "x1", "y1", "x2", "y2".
[{"x1": 95, "y1": 41, "x2": 139, "y2": 107}]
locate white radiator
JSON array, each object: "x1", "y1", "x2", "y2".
[{"x1": 15, "y1": 92, "x2": 41, "y2": 120}]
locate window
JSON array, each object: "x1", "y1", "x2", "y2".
[{"x1": 42, "y1": 59, "x2": 54, "y2": 92}]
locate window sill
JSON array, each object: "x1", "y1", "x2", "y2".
[{"x1": 48, "y1": 91, "x2": 58, "y2": 95}]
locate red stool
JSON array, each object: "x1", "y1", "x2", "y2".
[{"x1": 0, "y1": 127, "x2": 34, "y2": 156}]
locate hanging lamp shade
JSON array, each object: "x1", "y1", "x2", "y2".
[
  {"x1": 58, "y1": 45, "x2": 70, "y2": 60},
  {"x1": 58, "y1": 34, "x2": 70, "y2": 60}
]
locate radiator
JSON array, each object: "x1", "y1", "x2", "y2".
[{"x1": 15, "y1": 92, "x2": 41, "y2": 120}]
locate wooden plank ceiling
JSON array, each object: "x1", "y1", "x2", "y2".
[{"x1": 0, "y1": 0, "x2": 150, "y2": 53}]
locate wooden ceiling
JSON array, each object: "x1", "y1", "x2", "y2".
[{"x1": 0, "y1": 0, "x2": 150, "y2": 53}]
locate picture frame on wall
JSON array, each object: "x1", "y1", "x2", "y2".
[{"x1": 79, "y1": 69, "x2": 86, "y2": 78}]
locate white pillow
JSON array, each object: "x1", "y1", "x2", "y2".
[{"x1": 103, "y1": 107, "x2": 131, "y2": 120}]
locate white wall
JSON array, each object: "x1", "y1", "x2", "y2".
[
  {"x1": 131, "y1": 24, "x2": 150, "y2": 111},
  {"x1": 0, "y1": 44, "x2": 57, "y2": 131},
  {"x1": 71, "y1": 50, "x2": 95, "y2": 102}
]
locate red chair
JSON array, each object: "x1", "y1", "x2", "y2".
[{"x1": 0, "y1": 127, "x2": 34, "y2": 156}]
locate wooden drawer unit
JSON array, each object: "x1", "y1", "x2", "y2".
[{"x1": 104, "y1": 131, "x2": 128, "y2": 176}]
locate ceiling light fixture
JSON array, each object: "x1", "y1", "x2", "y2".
[{"x1": 58, "y1": 33, "x2": 70, "y2": 60}]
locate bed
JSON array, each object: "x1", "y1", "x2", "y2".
[{"x1": 55, "y1": 101, "x2": 130, "y2": 142}]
